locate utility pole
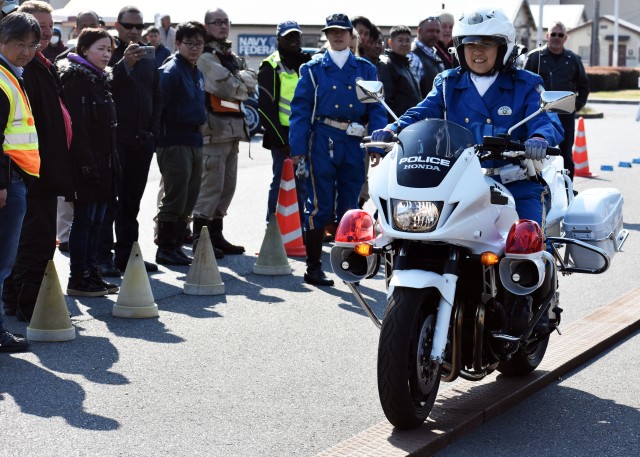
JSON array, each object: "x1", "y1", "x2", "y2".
[
  {"x1": 613, "y1": 0, "x2": 619, "y2": 67},
  {"x1": 590, "y1": 0, "x2": 600, "y2": 66},
  {"x1": 537, "y1": 0, "x2": 544, "y2": 49}
]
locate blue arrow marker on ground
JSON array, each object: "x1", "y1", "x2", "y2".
[
  {"x1": 619, "y1": 162, "x2": 632, "y2": 168},
  {"x1": 601, "y1": 165, "x2": 614, "y2": 171},
  {"x1": 633, "y1": 158, "x2": 640, "y2": 164}
]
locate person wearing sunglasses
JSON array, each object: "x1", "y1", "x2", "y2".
[
  {"x1": 95, "y1": 5, "x2": 161, "y2": 274},
  {"x1": 409, "y1": 15, "x2": 444, "y2": 98},
  {"x1": 524, "y1": 21, "x2": 589, "y2": 181}
]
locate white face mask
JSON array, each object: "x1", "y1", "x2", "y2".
[{"x1": 50, "y1": 36, "x2": 60, "y2": 45}]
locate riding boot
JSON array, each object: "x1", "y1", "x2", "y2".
[
  {"x1": 210, "y1": 218, "x2": 245, "y2": 254},
  {"x1": 192, "y1": 217, "x2": 224, "y2": 259},
  {"x1": 156, "y1": 221, "x2": 190, "y2": 266},
  {"x1": 303, "y1": 229, "x2": 334, "y2": 287}
]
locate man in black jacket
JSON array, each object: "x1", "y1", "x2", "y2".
[
  {"x1": 97, "y1": 5, "x2": 161, "y2": 274},
  {"x1": 2, "y1": 1, "x2": 74, "y2": 322},
  {"x1": 377, "y1": 25, "x2": 422, "y2": 121},
  {"x1": 258, "y1": 20, "x2": 310, "y2": 225},
  {"x1": 525, "y1": 21, "x2": 589, "y2": 180},
  {"x1": 409, "y1": 16, "x2": 444, "y2": 97}
]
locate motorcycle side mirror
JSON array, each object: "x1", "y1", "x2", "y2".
[
  {"x1": 507, "y1": 91, "x2": 576, "y2": 135},
  {"x1": 356, "y1": 80, "x2": 385, "y2": 103},
  {"x1": 540, "y1": 91, "x2": 576, "y2": 114},
  {"x1": 356, "y1": 80, "x2": 401, "y2": 122}
]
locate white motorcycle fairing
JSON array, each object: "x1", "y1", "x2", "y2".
[{"x1": 369, "y1": 119, "x2": 519, "y2": 256}]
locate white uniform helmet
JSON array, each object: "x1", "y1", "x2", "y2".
[{"x1": 452, "y1": 7, "x2": 517, "y2": 75}]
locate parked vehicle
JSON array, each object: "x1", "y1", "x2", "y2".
[{"x1": 330, "y1": 81, "x2": 629, "y2": 429}]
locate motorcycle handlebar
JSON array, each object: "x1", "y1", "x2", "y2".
[
  {"x1": 362, "y1": 134, "x2": 399, "y2": 144},
  {"x1": 480, "y1": 139, "x2": 561, "y2": 158}
]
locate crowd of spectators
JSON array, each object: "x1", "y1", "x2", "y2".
[{"x1": 2, "y1": 3, "x2": 572, "y2": 353}]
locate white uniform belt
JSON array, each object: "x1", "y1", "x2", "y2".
[{"x1": 317, "y1": 117, "x2": 350, "y2": 131}]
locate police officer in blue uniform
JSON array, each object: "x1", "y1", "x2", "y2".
[
  {"x1": 290, "y1": 13, "x2": 387, "y2": 287},
  {"x1": 372, "y1": 7, "x2": 563, "y2": 229}
]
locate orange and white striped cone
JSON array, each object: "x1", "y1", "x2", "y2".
[
  {"x1": 276, "y1": 158, "x2": 306, "y2": 257},
  {"x1": 573, "y1": 116, "x2": 597, "y2": 178}
]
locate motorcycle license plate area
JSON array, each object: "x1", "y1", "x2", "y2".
[
  {"x1": 562, "y1": 188, "x2": 625, "y2": 270},
  {"x1": 396, "y1": 119, "x2": 475, "y2": 188}
]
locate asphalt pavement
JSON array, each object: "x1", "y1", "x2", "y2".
[{"x1": 0, "y1": 103, "x2": 639, "y2": 457}]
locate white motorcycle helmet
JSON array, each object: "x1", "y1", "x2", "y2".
[{"x1": 452, "y1": 7, "x2": 518, "y2": 75}]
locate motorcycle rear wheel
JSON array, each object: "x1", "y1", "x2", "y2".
[
  {"x1": 377, "y1": 287, "x2": 441, "y2": 429},
  {"x1": 497, "y1": 334, "x2": 550, "y2": 376}
]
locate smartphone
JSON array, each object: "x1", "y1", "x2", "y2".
[{"x1": 139, "y1": 46, "x2": 155, "y2": 59}]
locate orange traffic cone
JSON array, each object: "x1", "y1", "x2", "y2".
[
  {"x1": 276, "y1": 158, "x2": 306, "y2": 257},
  {"x1": 573, "y1": 116, "x2": 597, "y2": 178}
]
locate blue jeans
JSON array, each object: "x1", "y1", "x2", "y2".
[
  {"x1": 266, "y1": 148, "x2": 306, "y2": 224},
  {"x1": 69, "y1": 201, "x2": 107, "y2": 278},
  {"x1": 0, "y1": 171, "x2": 27, "y2": 329}
]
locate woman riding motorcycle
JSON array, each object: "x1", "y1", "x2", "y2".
[{"x1": 371, "y1": 7, "x2": 564, "y2": 228}]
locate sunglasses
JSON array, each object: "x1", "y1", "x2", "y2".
[
  {"x1": 119, "y1": 22, "x2": 145, "y2": 30},
  {"x1": 419, "y1": 16, "x2": 440, "y2": 26},
  {"x1": 550, "y1": 32, "x2": 565, "y2": 38}
]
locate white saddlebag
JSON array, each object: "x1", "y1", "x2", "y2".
[{"x1": 562, "y1": 188, "x2": 625, "y2": 270}]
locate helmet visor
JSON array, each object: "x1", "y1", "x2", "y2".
[{"x1": 457, "y1": 35, "x2": 506, "y2": 47}]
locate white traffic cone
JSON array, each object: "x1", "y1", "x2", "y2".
[
  {"x1": 113, "y1": 242, "x2": 159, "y2": 318},
  {"x1": 27, "y1": 260, "x2": 76, "y2": 342},
  {"x1": 184, "y1": 226, "x2": 225, "y2": 295},
  {"x1": 253, "y1": 213, "x2": 292, "y2": 275}
]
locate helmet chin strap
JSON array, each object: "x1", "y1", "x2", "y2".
[{"x1": 470, "y1": 68, "x2": 498, "y2": 77}]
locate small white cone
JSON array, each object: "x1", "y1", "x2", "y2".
[
  {"x1": 253, "y1": 214, "x2": 292, "y2": 275},
  {"x1": 113, "y1": 242, "x2": 159, "y2": 318},
  {"x1": 27, "y1": 260, "x2": 76, "y2": 342},
  {"x1": 184, "y1": 226, "x2": 225, "y2": 295}
]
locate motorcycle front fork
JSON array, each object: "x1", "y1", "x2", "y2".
[{"x1": 429, "y1": 248, "x2": 460, "y2": 363}]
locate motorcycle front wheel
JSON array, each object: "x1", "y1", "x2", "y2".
[{"x1": 377, "y1": 287, "x2": 441, "y2": 429}]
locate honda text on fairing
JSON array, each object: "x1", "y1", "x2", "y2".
[{"x1": 329, "y1": 80, "x2": 629, "y2": 429}]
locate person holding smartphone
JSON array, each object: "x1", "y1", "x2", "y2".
[{"x1": 96, "y1": 5, "x2": 161, "y2": 275}]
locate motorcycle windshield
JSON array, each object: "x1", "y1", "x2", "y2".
[{"x1": 396, "y1": 119, "x2": 475, "y2": 188}]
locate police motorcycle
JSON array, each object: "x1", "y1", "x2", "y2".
[{"x1": 330, "y1": 80, "x2": 629, "y2": 429}]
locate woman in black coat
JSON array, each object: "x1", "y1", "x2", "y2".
[{"x1": 57, "y1": 28, "x2": 120, "y2": 297}]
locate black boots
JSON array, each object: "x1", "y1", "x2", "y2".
[
  {"x1": 303, "y1": 229, "x2": 334, "y2": 287},
  {"x1": 192, "y1": 217, "x2": 224, "y2": 259},
  {"x1": 210, "y1": 218, "x2": 244, "y2": 255},
  {"x1": 89, "y1": 268, "x2": 119, "y2": 294},
  {"x1": 67, "y1": 272, "x2": 108, "y2": 297},
  {"x1": 156, "y1": 221, "x2": 192, "y2": 266}
]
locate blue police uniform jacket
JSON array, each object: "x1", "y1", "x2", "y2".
[
  {"x1": 391, "y1": 68, "x2": 563, "y2": 148},
  {"x1": 289, "y1": 51, "x2": 387, "y2": 156}
]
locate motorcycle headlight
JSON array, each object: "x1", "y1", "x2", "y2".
[{"x1": 392, "y1": 199, "x2": 443, "y2": 232}]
